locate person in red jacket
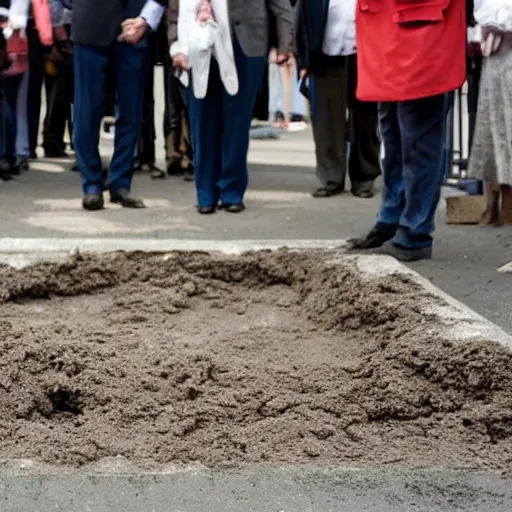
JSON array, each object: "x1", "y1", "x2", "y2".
[{"x1": 350, "y1": 0, "x2": 467, "y2": 261}]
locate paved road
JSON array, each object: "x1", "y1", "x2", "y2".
[{"x1": 1, "y1": 469, "x2": 512, "y2": 512}]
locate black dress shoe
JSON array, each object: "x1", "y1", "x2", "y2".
[
  {"x1": 352, "y1": 181, "x2": 376, "y2": 199},
  {"x1": 352, "y1": 188, "x2": 375, "y2": 199},
  {"x1": 0, "y1": 161, "x2": 13, "y2": 181},
  {"x1": 349, "y1": 223, "x2": 398, "y2": 250},
  {"x1": 0, "y1": 169, "x2": 13, "y2": 181},
  {"x1": 110, "y1": 189, "x2": 146, "y2": 208},
  {"x1": 149, "y1": 165, "x2": 166, "y2": 180},
  {"x1": 82, "y1": 193, "x2": 104, "y2": 211},
  {"x1": 382, "y1": 242, "x2": 433, "y2": 262},
  {"x1": 312, "y1": 184, "x2": 344, "y2": 198},
  {"x1": 18, "y1": 158, "x2": 30, "y2": 173},
  {"x1": 166, "y1": 158, "x2": 184, "y2": 176},
  {"x1": 45, "y1": 149, "x2": 69, "y2": 159},
  {"x1": 219, "y1": 203, "x2": 245, "y2": 213},
  {"x1": 197, "y1": 205, "x2": 216, "y2": 215},
  {"x1": 183, "y1": 167, "x2": 194, "y2": 182}
]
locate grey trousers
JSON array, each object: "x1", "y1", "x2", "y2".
[{"x1": 312, "y1": 54, "x2": 381, "y2": 193}]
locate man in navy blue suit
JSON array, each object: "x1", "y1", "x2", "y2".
[{"x1": 72, "y1": 0, "x2": 166, "y2": 210}]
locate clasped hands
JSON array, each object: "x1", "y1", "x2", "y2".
[{"x1": 118, "y1": 16, "x2": 148, "y2": 45}]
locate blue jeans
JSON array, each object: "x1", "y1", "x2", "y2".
[
  {"x1": 377, "y1": 94, "x2": 448, "y2": 249},
  {"x1": 187, "y1": 38, "x2": 265, "y2": 207},
  {"x1": 15, "y1": 70, "x2": 30, "y2": 159},
  {"x1": 73, "y1": 40, "x2": 149, "y2": 196}
]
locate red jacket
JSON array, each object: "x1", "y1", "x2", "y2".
[{"x1": 356, "y1": 0, "x2": 466, "y2": 102}]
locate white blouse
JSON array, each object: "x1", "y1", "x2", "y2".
[{"x1": 322, "y1": 0, "x2": 357, "y2": 57}]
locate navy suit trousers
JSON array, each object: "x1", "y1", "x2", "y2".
[
  {"x1": 73, "y1": 39, "x2": 149, "y2": 195},
  {"x1": 187, "y1": 38, "x2": 265, "y2": 207}
]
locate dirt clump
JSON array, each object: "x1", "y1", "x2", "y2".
[{"x1": 0, "y1": 250, "x2": 511, "y2": 470}]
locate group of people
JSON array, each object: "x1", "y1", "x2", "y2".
[{"x1": 0, "y1": 0, "x2": 510, "y2": 261}]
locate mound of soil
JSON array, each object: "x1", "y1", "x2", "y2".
[{"x1": 0, "y1": 250, "x2": 511, "y2": 470}]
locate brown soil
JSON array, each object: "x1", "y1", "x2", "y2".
[{"x1": 0, "y1": 250, "x2": 512, "y2": 470}]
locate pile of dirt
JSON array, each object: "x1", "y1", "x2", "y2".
[{"x1": 0, "y1": 250, "x2": 511, "y2": 470}]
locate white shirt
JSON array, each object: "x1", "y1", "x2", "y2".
[
  {"x1": 140, "y1": 0, "x2": 165, "y2": 30},
  {"x1": 322, "y1": 0, "x2": 357, "y2": 57}
]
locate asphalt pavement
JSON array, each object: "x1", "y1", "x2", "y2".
[{"x1": 1, "y1": 468, "x2": 512, "y2": 512}]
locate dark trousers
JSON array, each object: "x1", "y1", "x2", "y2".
[
  {"x1": 467, "y1": 55, "x2": 482, "y2": 155},
  {"x1": 138, "y1": 62, "x2": 156, "y2": 166},
  {"x1": 164, "y1": 61, "x2": 186, "y2": 134},
  {"x1": 347, "y1": 54, "x2": 381, "y2": 191},
  {"x1": 27, "y1": 22, "x2": 45, "y2": 156},
  {"x1": 311, "y1": 54, "x2": 381, "y2": 192},
  {"x1": 43, "y1": 61, "x2": 73, "y2": 154},
  {"x1": 73, "y1": 40, "x2": 149, "y2": 195},
  {"x1": 377, "y1": 94, "x2": 448, "y2": 249},
  {"x1": 163, "y1": 50, "x2": 193, "y2": 164},
  {"x1": 187, "y1": 38, "x2": 265, "y2": 207},
  {"x1": 252, "y1": 63, "x2": 269, "y2": 121},
  {"x1": 1, "y1": 75, "x2": 22, "y2": 165}
]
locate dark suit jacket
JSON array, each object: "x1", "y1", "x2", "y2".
[
  {"x1": 167, "y1": 0, "x2": 294, "y2": 58},
  {"x1": 296, "y1": 0, "x2": 345, "y2": 75},
  {"x1": 72, "y1": 0, "x2": 166, "y2": 47}
]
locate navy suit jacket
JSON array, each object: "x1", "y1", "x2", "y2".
[
  {"x1": 296, "y1": 0, "x2": 339, "y2": 75},
  {"x1": 72, "y1": 0, "x2": 165, "y2": 47}
]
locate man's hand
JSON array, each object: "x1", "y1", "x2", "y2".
[
  {"x1": 276, "y1": 51, "x2": 294, "y2": 66},
  {"x1": 172, "y1": 53, "x2": 190, "y2": 71},
  {"x1": 118, "y1": 17, "x2": 148, "y2": 45}
]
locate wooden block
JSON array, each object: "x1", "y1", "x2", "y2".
[{"x1": 446, "y1": 195, "x2": 486, "y2": 225}]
